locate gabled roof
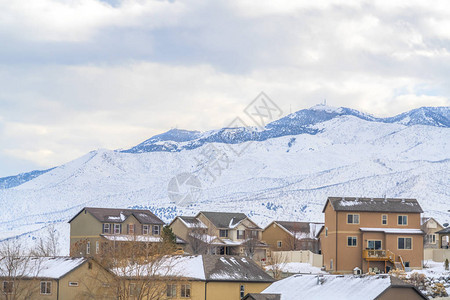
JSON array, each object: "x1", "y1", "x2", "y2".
[
  {"x1": 199, "y1": 211, "x2": 260, "y2": 229},
  {"x1": 69, "y1": 207, "x2": 164, "y2": 225},
  {"x1": 243, "y1": 293, "x2": 281, "y2": 300},
  {"x1": 261, "y1": 274, "x2": 427, "y2": 300},
  {"x1": 171, "y1": 216, "x2": 208, "y2": 228},
  {"x1": 268, "y1": 221, "x2": 324, "y2": 240},
  {"x1": 0, "y1": 257, "x2": 88, "y2": 280},
  {"x1": 437, "y1": 227, "x2": 450, "y2": 234},
  {"x1": 322, "y1": 197, "x2": 423, "y2": 213}
]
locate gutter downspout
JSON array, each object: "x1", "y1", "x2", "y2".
[
  {"x1": 335, "y1": 212, "x2": 338, "y2": 272},
  {"x1": 57, "y1": 279, "x2": 60, "y2": 300},
  {"x1": 204, "y1": 281, "x2": 207, "y2": 300}
]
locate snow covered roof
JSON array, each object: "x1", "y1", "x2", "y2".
[
  {"x1": 437, "y1": 227, "x2": 450, "y2": 234},
  {"x1": 114, "y1": 255, "x2": 274, "y2": 283},
  {"x1": 101, "y1": 234, "x2": 187, "y2": 244},
  {"x1": 0, "y1": 257, "x2": 88, "y2": 279},
  {"x1": 360, "y1": 228, "x2": 424, "y2": 235},
  {"x1": 200, "y1": 211, "x2": 260, "y2": 229},
  {"x1": 176, "y1": 216, "x2": 208, "y2": 228},
  {"x1": 324, "y1": 197, "x2": 423, "y2": 213},
  {"x1": 69, "y1": 207, "x2": 164, "y2": 225},
  {"x1": 271, "y1": 221, "x2": 324, "y2": 240},
  {"x1": 261, "y1": 274, "x2": 427, "y2": 300},
  {"x1": 244, "y1": 294, "x2": 280, "y2": 300}
]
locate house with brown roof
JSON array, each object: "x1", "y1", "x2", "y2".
[
  {"x1": 262, "y1": 221, "x2": 323, "y2": 253},
  {"x1": 421, "y1": 217, "x2": 445, "y2": 249},
  {"x1": 170, "y1": 212, "x2": 268, "y2": 261},
  {"x1": 319, "y1": 197, "x2": 424, "y2": 274},
  {"x1": 69, "y1": 207, "x2": 185, "y2": 257}
]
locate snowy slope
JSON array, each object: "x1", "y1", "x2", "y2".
[{"x1": 0, "y1": 105, "x2": 449, "y2": 255}]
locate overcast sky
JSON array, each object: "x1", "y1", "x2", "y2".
[{"x1": 0, "y1": 0, "x2": 449, "y2": 177}]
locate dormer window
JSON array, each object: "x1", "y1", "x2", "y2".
[{"x1": 153, "y1": 225, "x2": 160, "y2": 235}]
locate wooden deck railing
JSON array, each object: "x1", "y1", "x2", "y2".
[{"x1": 362, "y1": 249, "x2": 395, "y2": 262}]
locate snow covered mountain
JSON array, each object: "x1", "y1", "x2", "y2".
[{"x1": 0, "y1": 104, "x2": 449, "y2": 255}]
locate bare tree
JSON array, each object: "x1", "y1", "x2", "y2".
[
  {"x1": 31, "y1": 225, "x2": 60, "y2": 257},
  {"x1": 265, "y1": 250, "x2": 288, "y2": 279},
  {"x1": 186, "y1": 225, "x2": 213, "y2": 255},
  {"x1": 243, "y1": 229, "x2": 261, "y2": 259}
]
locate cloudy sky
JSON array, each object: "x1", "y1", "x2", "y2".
[{"x1": 0, "y1": 0, "x2": 449, "y2": 177}]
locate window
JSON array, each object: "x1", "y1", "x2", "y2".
[
  {"x1": 153, "y1": 225, "x2": 160, "y2": 235},
  {"x1": 3, "y1": 281, "x2": 13, "y2": 294},
  {"x1": 142, "y1": 225, "x2": 149, "y2": 235},
  {"x1": 398, "y1": 215, "x2": 408, "y2": 225},
  {"x1": 86, "y1": 241, "x2": 90, "y2": 255},
  {"x1": 128, "y1": 224, "x2": 135, "y2": 235},
  {"x1": 103, "y1": 223, "x2": 110, "y2": 234},
  {"x1": 181, "y1": 284, "x2": 191, "y2": 298},
  {"x1": 347, "y1": 214, "x2": 359, "y2": 224},
  {"x1": 277, "y1": 241, "x2": 282, "y2": 248},
  {"x1": 68, "y1": 282, "x2": 79, "y2": 287},
  {"x1": 40, "y1": 281, "x2": 51, "y2": 295},
  {"x1": 166, "y1": 284, "x2": 177, "y2": 297},
  {"x1": 240, "y1": 285, "x2": 245, "y2": 299},
  {"x1": 325, "y1": 227, "x2": 328, "y2": 237},
  {"x1": 382, "y1": 215, "x2": 387, "y2": 225},
  {"x1": 88, "y1": 262, "x2": 92, "y2": 269},
  {"x1": 347, "y1": 236, "x2": 357, "y2": 247},
  {"x1": 129, "y1": 283, "x2": 136, "y2": 296},
  {"x1": 219, "y1": 230, "x2": 228, "y2": 238},
  {"x1": 330, "y1": 259, "x2": 333, "y2": 270},
  {"x1": 237, "y1": 230, "x2": 245, "y2": 239},
  {"x1": 96, "y1": 241, "x2": 99, "y2": 254},
  {"x1": 249, "y1": 230, "x2": 258, "y2": 238},
  {"x1": 398, "y1": 237, "x2": 412, "y2": 250},
  {"x1": 367, "y1": 240, "x2": 382, "y2": 250},
  {"x1": 426, "y1": 234, "x2": 436, "y2": 244},
  {"x1": 114, "y1": 224, "x2": 121, "y2": 234}
]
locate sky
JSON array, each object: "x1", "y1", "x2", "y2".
[{"x1": 0, "y1": 0, "x2": 450, "y2": 177}]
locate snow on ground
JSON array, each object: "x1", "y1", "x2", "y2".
[
  {"x1": 408, "y1": 260, "x2": 450, "y2": 279},
  {"x1": 265, "y1": 262, "x2": 325, "y2": 274}
]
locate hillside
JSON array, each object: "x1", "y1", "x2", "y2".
[{"x1": 0, "y1": 105, "x2": 448, "y2": 254}]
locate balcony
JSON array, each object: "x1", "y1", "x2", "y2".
[{"x1": 363, "y1": 249, "x2": 395, "y2": 263}]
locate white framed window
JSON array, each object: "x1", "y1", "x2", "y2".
[
  {"x1": 166, "y1": 284, "x2": 177, "y2": 297},
  {"x1": 219, "y1": 230, "x2": 228, "y2": 238},
  {"x1": 86, "y1": 241, "x2": 91, "y2": 255},
  {"x1": 347, "y1": 214, "x2": 360, "y2": 224},
  {"x1": 240, "y1": 284, "x2": 245, "y2": 299},
  {"x1": 114, "y1": 224, "x2": 121, "y2": 234},
  {"x1": 103, "y1": 223, "x2": 110, "y2": 234},
  {"x1": 128, "y1": 224, "x2": 135, "y2": 235},
  {"x1": 398, "y1": 237, "x2": 412, "y2": 250},
  {"x1": 277, "y1": 241, "x2": 282, "y2": 248},
  {"x1": 40, "y1": 281, "x2": 52, "y2": 295},
  {"x1": 181, "y1": 284, "x2": 191, "y2": 298},
  {"x1": 347, "y1": 236, "x2": 357, "y2": 247},
  {"x1": 382, "y1": 215, "x2": 388, "y2": 225},
  {"x1": 237, "y1": 230, "x2": 245, "y2": 239},
  {"x1": 3, "y1": 281, "x2": 13, "y2": 294},
  {"x1": 142, "y1": 225, "x2": 149, "y2": 235},
  {"x1": 398, "y1": 215, "x2": 408, "y2": 225},
  {"x1": 68, "y1": 282, "x2": 79, "y2": 287},
  {"x1": 153, "y1": 225, "x2": 160, "y2": 235},
  {"x1": 96, "y1": 241, "x2": 99, "y2": 254},
  {"x1": 427, "y1": 234, "x2": 436, "y2": 244}
]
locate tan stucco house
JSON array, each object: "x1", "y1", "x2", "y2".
[
  {"x1": 421, "y1": 217, "x2": 445, "y2": 249},
  {"x1": 69, "y1": 207, "x2": 185, "y2": 257},
  {"x1": 170, "y1": 212, "x2": 268, "y2": 262},
  {"x1": 262, "y1": 221, "x2": 323, "y2": 253},
  {"x1": 319, "y1": 197, "x2": 425, "y2": 274},
  {"x1": 256, "y1": 273, "x2": 427, "y2": 300},
  {"x1": 0, "y1": 257, "x2": 112, "y2": 300}
]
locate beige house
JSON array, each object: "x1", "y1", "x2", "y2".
[
  {"x1": 0, "y1": 257, "x2": 113, "y2": 300},
  {"x1": 262, "y1": 221, "x2": 323, "y2": 253},
  {"x1": 255, "y1": 273, "x2": 427, "y2": 300},
  {"x1": 113, "y1": 255, "x2": 275, "y2": 300},
  {"x1": 319, "y1": 197, "x2": 424, "y2": 274},
  {"x1": 421, "y1": 217, "x2": 445, "y2": 248},
  {"x1": 170, "y1": 212, "x2": 268, "y2": 261},
  {"x1": 69, "y1": 207, "x2": 185, "y2": 257}
]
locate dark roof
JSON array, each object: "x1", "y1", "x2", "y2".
[
  {"x1": 202, "y1": 255, "x2": 274, "y2": 283},
  {"x1": 200, "y1": 211, "x2": 259, "y2": 229},
  {"x1": 323, "y1": 197, "x2": 423, "y2": 213},
  {"x1": 179, "y1": 216, "x2": 206, "y2": 227},
  {"x1": 437, "y1": 227, "x2": 450, "y2": 234},
  {"x1": 69, "y1": 207, "x2": 164, "y2": 225},
  {"x1": 243, "y1": 294, "x2": 281, "y2": 300}
]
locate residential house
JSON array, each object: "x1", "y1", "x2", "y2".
[
  {"x1": 421, "y1": 217, "x2": 444, "y2": 249},
  {"x1": 170, "y1": 212, "x2": 268, "y2": 261},
  {"x1": 243, "y1": 294, "x2": 280, "y2": 300},
  {"x1": 254, "y1": 274, "x2": 427, "y2": 300},
  {"x1": 0, "y1": 257, "x2": 113, "y2": 300},
  {"x1": 262, "y1": 221, "x2": 323, "y2": 253},
  {"x1": 319, "y1": 197, "x2": 424, "y2": 273},
  {"x1": 113, "y1": 255, "x2": 275, "y2": 300},
  {"x1": 69, "y1": 207, "x2": 185, "y2": 257}
]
